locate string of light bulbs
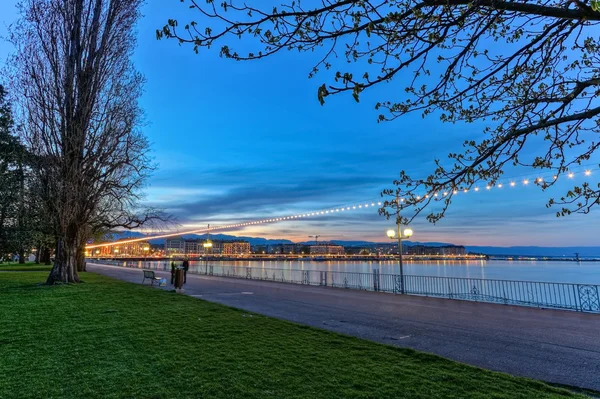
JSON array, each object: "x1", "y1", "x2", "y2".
[{"x1": 85, "y1": 164, "x2": 599, "y2": 248}]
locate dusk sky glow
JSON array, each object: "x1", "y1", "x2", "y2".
[{"x1": 1, "y1": 1, "x2": 599, "y2": 247}]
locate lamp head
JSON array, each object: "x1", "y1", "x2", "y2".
[
  {"x1": 403, "y1": 228, "x2": 413, "y2": 238},
  {"x1": 386, "y1": 229, "x2": 396, "y2": 239}
]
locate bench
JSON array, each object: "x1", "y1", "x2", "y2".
[{"x1": 142, "y1": 270, "x2": 162, "y2": 286}]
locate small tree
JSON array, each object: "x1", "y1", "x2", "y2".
[
  {"x1": 10, "y1": 0, "x2": 159, "y2": 283},
  {"x1": 158, "y1": 0, "x2": 600, "y2": 223}
]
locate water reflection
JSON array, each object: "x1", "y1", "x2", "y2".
[{"x1": 144, "y1": 259, "x2": 600, "y2": 284}]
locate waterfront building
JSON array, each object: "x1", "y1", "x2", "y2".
[
  {"x1": 93, "y1": 241, "x2": 151, "y2": 257},
  {"x1": 184, "y1": 239, "x2": 202, "y2": 256},
  {"x1": 165, "y1": 238, "x2": 185, "y2": 256},
  {"x1": 404, "y1": 245, "x2": 467, "y2": 256},
  {"x1": 270, "y1": 243, "x2": 309, "y2": 254},
  {"x1": 222, "y1": 241, "x2": 251, "y2": 255},
  {"x1": 252, "y1": 245, "x2": 268, "y2": 254},
  {"x1": 310, "y1": 243, "x2": 345, "y2": 255}
]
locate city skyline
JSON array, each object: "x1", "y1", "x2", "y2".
[{"x1": 1, "y1": 0, "x2": 599, "y2": 247}]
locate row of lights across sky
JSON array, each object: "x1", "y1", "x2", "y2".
[{"x1": 85, "y1": 166, "x2": 597, "y2": 248}]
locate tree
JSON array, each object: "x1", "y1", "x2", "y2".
[
  {"x1": 158, "y1": 0, "x2": 600, "y2": 223},
  {"x1": 10, "y1": 0, "x2": 159, "y2": 283},
  {"x1": 0, "y1": 85, "x2": 22, "y2": 261},
  {"x1": 0, "y1": 85, "x2": 55, "y2": 264}
]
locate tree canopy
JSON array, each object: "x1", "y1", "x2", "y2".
[{"x1": 158, "y1": 0, "x2": 600, "y2": 223}]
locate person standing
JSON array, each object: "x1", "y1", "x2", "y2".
[
  {"x1": 170, "y1": 261, "x2": 176, "y2": 285},
  {"x1": 182, "y1": 258, "x2": 189, "y2": 284}
]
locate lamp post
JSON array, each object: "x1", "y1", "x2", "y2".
[
  {"x1": 386, "y1": 195, "x2": 414, "y2": 294},
  {"x1": 143, "y1": 246, "x2": 149, "y2": 266},
  {"x1": 203, "y1": 224, "x2": 213, "y2": 274}
]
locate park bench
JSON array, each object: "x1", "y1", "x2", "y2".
[{"x1": 142, "y1": 270, "x2": 161, "y2": 286}]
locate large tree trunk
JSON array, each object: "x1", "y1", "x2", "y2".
[
  {"x1": 41, "y1": 246, "x2": 51, "y2": 265},
  {"x1": 76, "y1": 242, "x2": 86, "y2": 272},
  {"x1": 18, "y1": 247, "x2": 25, "y2": 264},
  {"x1": 46, "y1": 237, "x2": 80, "y2": 284}
]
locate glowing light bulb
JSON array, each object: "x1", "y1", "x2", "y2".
[
  {"x1": 434, "y1": 193, "x2": 438, "y2": 197},
  {"x1": 463, "y1": 189, "x2": 468, "y2": 193},
  {"x1": 553, "y1": 175, "x2": 558, "y2": 180},
  {"x1": 510, "y1": 182, "x2": 515, "y2": 187},
  {"x1": 498, "y1": 184, "x2": 503, "y2": 188},
  {"x1": 377, "y1": 202, "x2": 382, "y2": 205},
  {"x1": 371, "y1": 203, "x2": 375, "y2": 206},
  {"x1": 537, "y1": 177, "x2": 543, "y2": 183},
  {"x1": 523, "y1": 179, "x2": 529, "y2": 185},
  {"x1": 453, "y1": 190, "x2": 458, "y2": 194},
  {"x1": 585, "y1": 170, "x2": 591, "y2": 176},
  {"x1": 416, "y1": 196, "x2": 421, "y2": 200},
  {"x1": 486, "y1": 186, "x2": 490, "y2": 190},
  {"x1": 474, "y1": 187, "x2": 479, "y2": 192},
  {"x1": 568, "y1": 172, "x2": 574, "y2": 178}
]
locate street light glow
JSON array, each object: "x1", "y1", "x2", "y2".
[
  {"x1": 403, "y1": 228, "x2": 414, "y2": 238},
  {"x1": 386, "y1": 229, "x2": 396, "y2": 238}
]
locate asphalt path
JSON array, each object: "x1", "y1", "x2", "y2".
[{"x1": 87, "y1": 263, "x2": 600, "y2": 391}]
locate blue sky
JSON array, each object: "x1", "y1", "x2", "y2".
[{"x1": 1, "y1": 1, "x2": 599, "y2": 246}]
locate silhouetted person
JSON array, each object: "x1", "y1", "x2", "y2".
[
  {"x1": 170, "y1": 261, "x2": 176, "y2": 285},
  {"x1": 182, "y1": 258, "x2": 189, "y2": 283}
]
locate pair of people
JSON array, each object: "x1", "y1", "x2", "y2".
[{"x1": 170, "y1": 258, "x2": 190, "y2": 285}]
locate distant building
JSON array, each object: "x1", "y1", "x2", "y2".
[
  {"x1": 252, "y1": 245, "x2": 268, "y2": 254},
  {"x1": 223, "y1": 241, "x2": 251, "y2": 255},
  {"x1": 93, "y1": 241, "x2": 151, "y2": 257},
  {"x1": 165, "y1": 238, "x2": 185, "y2": 256},
  {"x1": 164, "y1": 238, "x2": 250, "y2": 256},
  {"x1": 270, "y1": 243, "x2": 309, "y2": 254},
  {"x1": 404, "y1": 245, "x2": 466, "y2": 256},
  {"x1": 310, "y1": 243, "x2": 344, "y2": 255},
  {"x1": 184, "y1": 239, "x2": 202, "y2": 255}
]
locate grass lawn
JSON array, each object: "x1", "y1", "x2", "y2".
[
  {"x1": 0, "y1": 272, "x2": 584, "y2": 399},
  {"x1": 0, "y1": 262, "x2": 52, "y2": 272}
]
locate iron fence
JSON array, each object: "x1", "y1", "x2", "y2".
[{"x1": 90, "y1": 260, "x2": 600, "y2": 313}]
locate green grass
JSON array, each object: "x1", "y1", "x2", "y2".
[
  {"x1": 0, "y1": 273, "x2": 584, "y2": 399},
  {"x1": 0, "y1": 262, "x2": 52, "y2": 272}
]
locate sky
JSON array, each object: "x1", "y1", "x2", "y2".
[{"x1": 1, "y1": 1, "x2": 599, "y2": 247}]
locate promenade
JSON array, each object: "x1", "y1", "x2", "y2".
[{"x1": 88, "y1": 262, "x2": 600, "y2": 391}]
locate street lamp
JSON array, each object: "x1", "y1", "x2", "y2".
[
  {"x1": 143, "y1": 246, "x2": 149, "y2": 265},
  {"x1": 203, "y1": 224, "x2": 213, "y2": 273},
  {"x1": 386, "y1": 197, "x2": 414, "y2": 295}
]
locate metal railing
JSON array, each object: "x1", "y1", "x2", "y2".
[{"x1": 90, "y1": 260, "x2": 600, "y2": 313}]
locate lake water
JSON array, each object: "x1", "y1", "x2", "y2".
[{"x1": 140, "y1": 259, "x2": 600, "y2": 285}]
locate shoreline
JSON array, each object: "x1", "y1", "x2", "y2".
[{"x1": 87, "y1": 255, "x2": 599, "y2": 262}]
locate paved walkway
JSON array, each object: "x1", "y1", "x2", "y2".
[{"x1": 88, "y1": 263, "x2": 600, "y2": 391}]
